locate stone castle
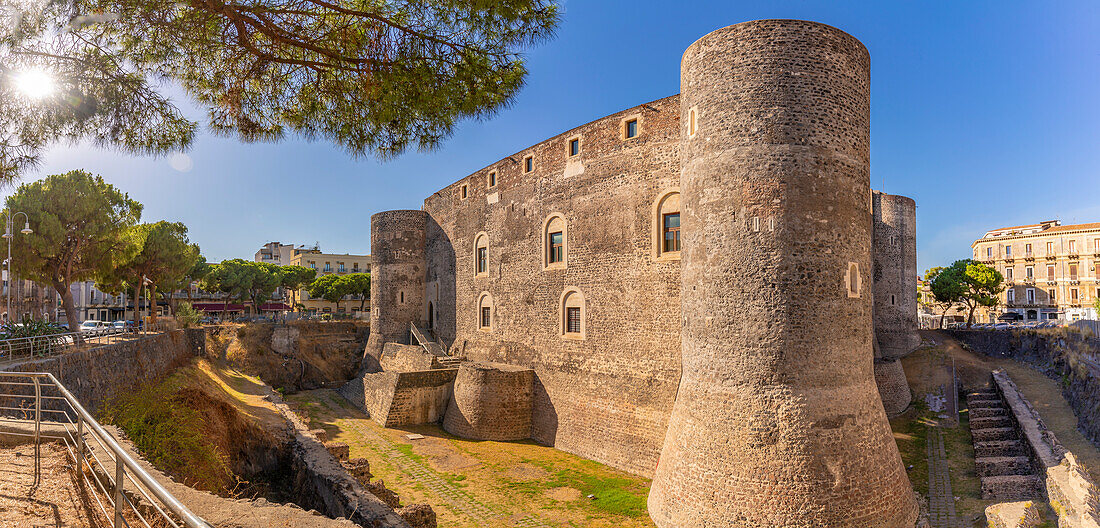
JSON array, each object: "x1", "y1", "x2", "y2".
[{"x1": 341, "y1": 19, "x2": 923, "y2": 527}]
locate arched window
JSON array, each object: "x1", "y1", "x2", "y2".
[
  {"x1": 559, "y1": 288, "x2": 585, "y2": 339},
  {"x1": 846, "y1": 262, "x2": 861, "y2": 298},
  {"x1": 474, "y1": 232, "x2": 489, "y2": 277},
  {"x1": 542, "y1": 213, "x2": 568, "y2": 270},
  {"x1": 477, "y1": 292, "x2": 494, "y2": 331},
  {"x1": 653, "y1": 188, "x2": 681, "y2": 260}
]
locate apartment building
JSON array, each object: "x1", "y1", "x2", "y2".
[
  {"x1": 972, "y1": 220, "x2": 1100, "y2": 323},
  {"x1": 254, "y1": 241, "x2": 320, "y2": 265},
  {"x1": 289, "y1": 251, "x2": 371, "y2": 315}
]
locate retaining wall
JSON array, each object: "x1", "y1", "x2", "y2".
[
  {"x1": 340, "y1": 369, "x2": 457, "y2": 427},
  {"x1": 380, "y1": 343, "x2": 438, "y2": 372},
  {"x1": 0, "y1": 329, "x2": 204, "y2": 411},
  {"x1": 993, "y1": 370, "x2": 1100, "y2": 528},
  {"x1": 443, "y1": 362, "x2": 534, "y2": 441}
]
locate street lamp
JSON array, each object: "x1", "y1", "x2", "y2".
[{"x1": 2, "y1": 211, "x2": 33, "y2": 323}]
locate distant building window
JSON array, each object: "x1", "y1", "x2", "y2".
[
  {"x1": 1026, "y1": 266, "x2": 1034, "y2": 279},
  {"x1": 1025, "y1": 243, "x2": 1033, "y2": 254},
  {"x1": 569, "y1": 138, "x2": 580, "y2": 157},
  {"x1": 488, "y1": 171, "x2": 497, "y2": 188},
  {"x1": 353, "y1": 263, "x2": 359, "y2": 272},
  {"x1": 1005, "y1": 245, "x2": 1012, "y2": 257},
  {"x1": 1070, "y1": 263, "x2": 1078, "y2": 279},
  {"x1": 524, "y1": 155, "x2": 534, "y2": 173},
  {"x1": 1007, "y1": 289, "x2": 1015, "y2": 303},
  {"x1": 309, "y1": 262, "x2": 316, "y2": 269},
  {"x1": 1049, "y1": 289, "x2": 1056, "y2": 301},
  {"x1": 663, "y1": 213, "x2": 681, "y2": 253},
  {"x1": 338, "y1": 263, "x2": 346, "y2": 273},
  {"x1": 1027, "y1": 288, "x2": 1035, "y2": 303},
  {"x1": 1047, "y1": 241, "x2": 1054, "y2": 254},
  {"x1": 986, "y1": 247, "x2": 993, "y2": 258},
  {"x1": 624, "y1": 119, "x2": 638, "y2": 139},
  {"x1": 1069, "y1": 240, "x2": 1077, "y2": 253},
  {"x1": 324, "y1": 263, "x2": 332, "y2": 272},
  {"x1": 1072, "y1": 288, "x2": 1079, "y2": 302},
  {"x1": 1048, "y1": 265, "x2": 1056, "y2": 281},
  {"x1": 1005, "y1": 267, "x2": 1013, "y2": 280},
  {"x1": 1095, "y1": 239, "x2": 1100, "y2": 252}
]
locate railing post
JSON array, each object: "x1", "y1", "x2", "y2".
[
  {"x1": 32, "y1": 376, "x2": 41, "y2": 485},
  {"x1": 115, "y1": 456, "x2": 125, "y2": 528},
  {"x1": 76, "y1": 414, "x2": 85, "y2": 479}
]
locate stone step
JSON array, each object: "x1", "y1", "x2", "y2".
[
  {"x1": 975, "y1": 440, "x2": 1028, "y2": 458},
  {"x1": 971, "y1": 416, "x2": 1013, "y2": 429},
  {"x1": 971, "y1": 407, "x2": 1009, "y2": 419},
  {"x1": 967, "y1": 398, "x2": 1003, "y2": 409},
  {"x1": 980, "y1": 475, "x2": 1041, "y2": 501},
  {"x1": 968, "y1": 389, "x2": 999, "y2": 397},
  {"x1": 975, "y1": 456, "x2": 1034, "y2": 477},
  {"x1": 971, "y1": 427, "x2": 1018, "y2": 443}
]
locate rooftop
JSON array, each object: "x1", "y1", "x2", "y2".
[{"x1": 977, "y1": 220, "x2": 1100, "y2": 241}]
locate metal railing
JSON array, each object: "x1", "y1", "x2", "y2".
[
  {"x1": 0, "y1": 328, "x2": 136, "y2": 364},
  {"x1": 0, "y1": 371, "x2": 213, "y2": 528}
]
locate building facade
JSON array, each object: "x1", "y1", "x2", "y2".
[
  {"x1": 347, "y1": 20, "x2": 920, "y2": 527},
  {"x1": 288, "y1": 251, "x2": 371, "y2": 315},
  {"x1": 254, "y1": 241, "x2": 319, "y2": 265},
  {"x1": 972, "y1": 220, "x2": 1100, "y2": 323}
]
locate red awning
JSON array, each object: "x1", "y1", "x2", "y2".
[{"x1": 190, "y1": 303, "x2": 290, "y2": 312}]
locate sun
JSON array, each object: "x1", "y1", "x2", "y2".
[{"x1": 14, "y1": 69, "x2": 56, "y2": 99}]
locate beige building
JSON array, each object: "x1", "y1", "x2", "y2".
[
  {"x1": 254, "y1": 241, "x2": 319, "y2": 265},
  {"x1": 972, "y1": 220, "x2": 1100, "y2": 323},
  {"x1": 288, "y1": 252, "x2": 371, "y2": 315}
]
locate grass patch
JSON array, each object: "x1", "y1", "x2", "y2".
[
  {"x1": 504, "y1": 459, "x2": 649, "y2": 518},
  {"x1": 890, "y1": 403, "x2": 931, "y2": 495}
]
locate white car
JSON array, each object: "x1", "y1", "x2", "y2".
[{"x1": 79, "y1": 320, "x2": 109, "y2": 336}]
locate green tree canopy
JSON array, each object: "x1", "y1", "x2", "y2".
[
  {"x1": 934, "y1": 259, "x2": 1004, "y2": 327},
  {"x1": 0, "y1": 0, "x2": 561, "y2": 181},
  {"x1": 308, "y1": 273, "x2": 353, "y2": 311},
  {"x1": 279, "y1": 265, "x2": 317, "y2": 291},
  {"x1": 200, "y1": 259, "x2": 281, "y2": 316},
  {"x1": 100, "y1": 221, "x2": 201, "y2": 320},
  {"x1": 5, "y1": 170, "x2": 141, "y2": 337},
  {"x1": 342, "y1": 273, "x2": 371, "y2": 311},
  {"x1": 928, "y1": 265, "x2": 966, "y2": 328}
]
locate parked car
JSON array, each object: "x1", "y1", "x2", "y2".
[{"x1": 79, "y1": 320, "x2": 111, "y2": 336}]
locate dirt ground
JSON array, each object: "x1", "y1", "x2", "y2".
[
  {"x1": 286, "y1": 389, "x2": 655, "y2": 528},
  {"x1": 0, "y1": 442, "x2": 99, "y2": 528}
]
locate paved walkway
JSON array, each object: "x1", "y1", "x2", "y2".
[
  {"x1": 927, "y1": 425, "x2": 961, "y2": 528},
  {"x1": 316, "y1": 391, "x2": 553, "y2": 528}
]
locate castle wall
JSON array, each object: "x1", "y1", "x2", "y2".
[
  {"x1": 648, "y1": 20, "x2": 917, "y2": 527},
  {"x1": 443, "y1": 362, "x2": 534, "y2": 441},
  {"x1": 421, "y1": 96, "x2": 683, "y2": 476},
  {"x1": 873, "y1": 191, "x2": 920, "y2": 358},
  {"x1": 365, "y1": 210, "x2": 428, "y2": 364},
  {"x1": 875, "y1": 358, "x2": 912, "y2": 416}
]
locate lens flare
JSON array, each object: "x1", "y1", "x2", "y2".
[{"x1": 14, "y1": 70, "x2": 56, "y2": 99}]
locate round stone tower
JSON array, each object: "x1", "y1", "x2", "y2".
[
  {"x1": 873, "y1": 191, "x2": 920, "y2": 359},
  {"x1": 364, "y1": 210, "x2": 428, "y2": 366},
  {"x1": 648, "y1": 20, "x2": 918, "y2": 527}
]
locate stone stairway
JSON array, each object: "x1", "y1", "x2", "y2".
[
  {"x1": 967, "y1": 388, "x2": 1041, "y2": 501},
  {"x1": 436, "y1": 356, "x2": 465, "y2": 369}
]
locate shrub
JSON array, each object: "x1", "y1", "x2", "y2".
[{"x1": 175, "y1": 302, "x2": 203, "y2": 328}]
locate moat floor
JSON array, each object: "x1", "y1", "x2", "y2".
[{"x1": 286, "y1": 389, "x2": 654, "y2": 528}]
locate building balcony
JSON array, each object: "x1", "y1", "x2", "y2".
[{"x1": 1046, "y1": 255, "x2": 1058, "y2": 260}]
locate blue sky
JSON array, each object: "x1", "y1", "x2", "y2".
[{"x1": 10, "y1": 0, "x2": 1100, "y2": 274}]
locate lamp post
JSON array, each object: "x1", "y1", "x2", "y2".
[{"x1": 2, "y1": 211, "x2": 33, "y2": 323}]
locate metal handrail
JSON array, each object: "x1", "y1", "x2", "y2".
[
  {"x1": 0, "y1": 371, "x2": 213, "y2": 528},
  {"x1": 0, "y1": 328, "x2": 137, "y2": 364}
]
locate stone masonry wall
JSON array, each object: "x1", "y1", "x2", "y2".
[
  {"x1": 365, "y1": 210, "x2": 429, "y2": 364},
  {"x1": 872, "y1": 191, "x2": 920, "y2": 359},
  {"x1": 0, "y1": 329, "x2": 204, "y2": 412},
  {"x1": 420, "y1": 95, "x2": 683, "y2": 476},
  {"x1": 875, "y1": 358, "x2": 912, "y2": 417},
  {"x1": 343, "y1": 369, "x2": 457, "y2": 427},
  {"x1": 649, "y1": 19, "x2": 917, "y2": 527},
  {"x1": 443, "y1": 362, "x2": 534, "y2": 441}
]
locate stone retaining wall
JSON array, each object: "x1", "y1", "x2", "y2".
[
  {"x1": 443, "y1": 362, "x2": 534, "y2": 441},
  {"x1": 993, "y1": 370, "x2": 1100, "y2": 528},
  {"x1": 380, "y1": 343, "x2": 438, "y2": 372},
  {"x1": 339, "y1": 369, "x2": 457, "y2": 427},
  {"x1": 0, "y1": 329, "x2": 204, "y2": 411}
]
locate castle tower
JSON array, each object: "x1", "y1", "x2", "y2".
[
  {"x1": 363, "y1": 210, "x2": 429, "y2": 366},
  {"x1": 873, "y1": 191, "x2": 921, "y2": 358},
  {"x1": 648, "y1": 20, "x2": 918, "y2": 527}
]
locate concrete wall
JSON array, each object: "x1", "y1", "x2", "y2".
[
  {"x1": 993, "y1": 370, "x2": 1100, "y2": 528},
  {"x1": 649, "y1": 20, "x2": 917, "y2": 527},
  {"x1": 0, "y1": 329, "x2": 204, "y2": 411},
  {"x1": 443, "y1": 362, "x2": 533, "y2": 441},
  {"x1": 418, "y1": 95, "x2": 683, "y2": 476}
]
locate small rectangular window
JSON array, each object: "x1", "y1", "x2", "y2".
[
  {"x1": 480, "y1": 306, "x2": 491, "y2": 329},
  {"x1": 1007, "y1": 289, "x2": 1015, "y2": 302},
  {"x1": 549, "y1": 232, "x2": 563, "y2": 264},
  {"x1": 1069, "y1": 240, "x2": 1077, "y2": 253},
  {"x1": 688, "y1": 108, "x2": 697, "y2": 136},
  {"x1": 1005, "y1": 245, "x2": 1012, "y2": 257},
  {"x1": 488, "y1": 171, "x2": 496, "y2": 188},
  {"x1": 524, "y1": 156, "x2": 533, "y2": 173},
  {"x1": 1026, "y1": 266, "x2": 1034, "y2": 279},
  {"x1": 477, "y1": 247, "x2": 487, "y2": 274},
  {"x1": 566, "y1": 307, "x2": 581, "y2": 334},
  {"x1": 1005, "y1": 267, "x2": 1013, "y2": 280},
  {"x1": 569, "y1": 138, "x2": 579, "y2": 157},
  {"x1": 1047, "y1": 241, "x2": 1054, "y2": 254},
  {"x1": 1072, "y1": 288, "x2": 1079, "y2": 301},
  {"x1": 1026, "y1": 243, "x2": 1032, "y2": 254},
  {"x1": 663, "y1": 213, "x2": 681, "y2": 253},
  {"x1": 625, "y1": 119, "x2": 638, "y2": 139},
  {"x1": 1027, "y1": 288, "x2": 1035, "y2": 303},
  {"x1": 987, "y1": 247, "x2": 993, "y2": 258},
  {"x1": 1049, "y1": 289, "x2": 1056, "y2": 301}
]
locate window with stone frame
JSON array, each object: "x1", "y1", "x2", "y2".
[
  {"x1": 549, "y1": 232, "x2": 563, "y2": 263},
  {"x1": 481, "y1": 306, "x2": 491, "y2": 328},
  {"x1": 474, "y1": 233, "x2": 489, "y2": 276},
  {"x1": 560, "y1": 288, "x2": 584, "y2": 338},
  {"x1": 477, "y1": 292, "x2": 493, "y2": 331},
  {"x1": 566, "y1": 307, "x2": 581, "y2": 333},
  {"x1": 663, "y1": 213, "x2": 681, "y2": 253}
]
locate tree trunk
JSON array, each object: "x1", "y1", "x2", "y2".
[
  {"x1": 966, "y1": 303, "x2": 977, "y2": 328},
  {"x1": 360, "y1": 295, "x2": 366, "y2": 312},
  {"x1": 55, "y1": 281, "x2": 83, "y2": 345},
  {"x1": 939, "y1": 308, "x2": 947, "y2": 329}
]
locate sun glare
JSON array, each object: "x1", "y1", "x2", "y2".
[{"x1": 14, "y1": 70, "x2": 56, "y2": 99}]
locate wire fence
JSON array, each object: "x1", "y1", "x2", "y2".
[{"x1": 0, "y1": 371, "x2": 213, "y2": 528}]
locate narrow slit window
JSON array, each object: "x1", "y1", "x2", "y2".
[
  {"x1": 688, "y1": 108, "x2": 697, "y2": 136},
  {"x1": 461, "y1": 185, "x2": 468, "y2": 199},
  {"x1": 663, "y1": 213, "x2": 681, "y2": 253},
  {"x1": 488, "y1": 171, "x2": 496, "y2": 188},
  {"x1": 524, "y1": 156, "x2": 533, "y2": 173}
]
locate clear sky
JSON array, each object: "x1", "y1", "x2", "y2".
[{"x1": 8, "y1": 0, "x2": 1099, "y2": 274}]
